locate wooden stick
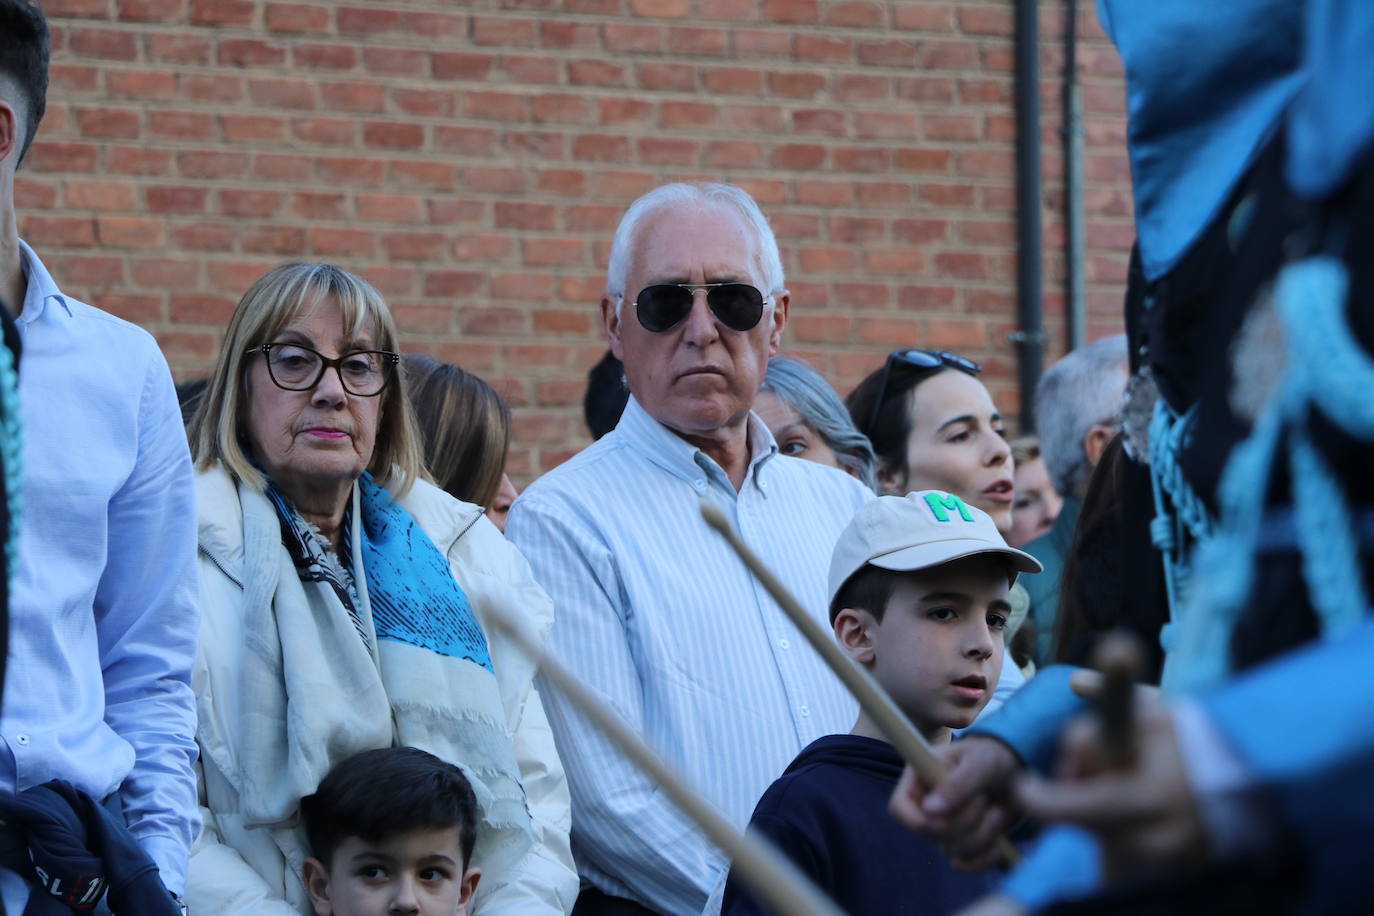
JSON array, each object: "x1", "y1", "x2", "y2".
[
  {"x1": 1091, "y1": 631, "x2": 1144, "y2": 770},
  {"x1": 482, "y1": 607, "x2": 845, "y2": 916},
  {"x1": 700, "y1": 501, "x2": 1021, "y2": 866}
]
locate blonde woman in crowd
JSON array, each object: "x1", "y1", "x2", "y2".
[{"x1": 185, "y1": 262, "x2": 577, "y2": 914}]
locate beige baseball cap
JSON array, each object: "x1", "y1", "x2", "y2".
[{"x1": 828, "y1": 490, "x2": 1042, "y2": 607}]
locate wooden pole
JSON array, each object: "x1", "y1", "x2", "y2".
[
  {"x1": 482, "y1": 607, "x2": 845, "y2": 916},
  {"x1": 700, "y1": 500, "x2": 1022, "y2": 866}
]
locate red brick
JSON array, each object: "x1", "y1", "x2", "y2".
[
  {"x1": 320, "y1": 81, "x2": 385, "y2": 113},
  {"x1": 49, "y1": 0, "x2": 112, "y2": 16},
  {"x1": 336, "y1": 7, "x2": 403, "y2": 34},
  {"x1": 763, "y1": 0, "x2": 819, "y2": 23},
  {"x1": 221, "y1": 114, "x2": 288, "y2": 142},
  {"x1": 21, "y1": 215, "x2": 97, "y2": 247},
  {"x1": 770, "y1": 144, "x2": 826, "y2": 170},
  {"x1": 833, "y1": 146, "x2": 890, "y2": 172},
  {"x1": 540, "y1": 21, "x2": 600, "y2": 49},
  {"x1": 835, "y1": 282, "x2": 890, "y2": 307},
  {"x1": 797, "y1": 180, "x2": 854, "y2": 206},
  {"x1": 855, "y1": 111, "x2": 917, "y2": 140},
  {"x1": 532, "y1": 94, "x2": 596, "y2": 125},
  {"x1": 309, "y1": 228, "x2": 375, "y2": 257},
  {"x1": 218, "y1": 39, "x2": 287, "y2": 68},
  {"x1": 859, "y1": 38, "x2": 917, "y2": 67},
  {"x1": 925, "y1": 318, "x2": 987, "y2": 350},
  {"x1": 734, "y1": 29, "x2": 792, "y2": 57},
  {"x1": 921, "y1": 39, "x2": 980, "y2": 70},
  {"x1": 106, "y1": 146, "x2": 173, "y2": 175},
  {"x1": 382, "y1": 232, "x2": 447, "y2": 262},
  {"x1": 360, "y1": 47, "x2": 422, "y2": 76},
  {"x1": 69, "y1": 28, "x2": 138, "y2": 60},
  {"x1": 179, "y1": 73, "x2": 242, "y2": 102},
  {"x1": 569, "y1": 60, "x2": 628, "y2": 87},
  {"x1": 702, "y1": 67, "x2": 764, "y2": 94},
  {"x1": 669, "y1": 26, "x2": 729, "y2": 55},
  {"x1": 500, "y1": 55, "x2": 561, "y2": 84},
  {"x1": 146, "y1": 185, "x2": 208, "y2": 214},
  {"x1": 93, "y1": 216, "x2": 163, "y2": 249},
  {"x1": 65, "y1": 180, "x2": 137, "y2": 210},
  {"x1": 894, "y1": 2, "x2": 955, "y2": 30},
  {"x1": 636, "y1": 62, "x2": 695, "y2": 91},
  {"x1": 265, "y1": 3, "x2": 332, "y2": 33},
  {"x1": 704, "y1": 140, "x2": 763, "y2": 168},
  {"x1": 171, "y1": 224, "x2": 236, "y2": 251},
  {"x1": 572, "y1": 133, "x2": 631, "y2": 162},
  {"x1": 462, "y1": 167, "x2": 526, "y2": 194},
  {"x1": 169, "y1": 295, "x2": 235, "y2": 325},
  {"x1": 47, "y1": 255, "x2": 125, "y2": 287},
  {"x1": 295, "y1": 43, "x2": 358, "y2": 70},
  {"x1": 177, "y1": 151, "x2": 247, "y2": 179},
  {"x1": 465, "y1": 92, "x2": 528, "y2": 122},
  {"x1": 73, "y1": 107, "x2": 140, "y2": 139},
  {"x1": 433, "y1": 53, "x2": 494, "y2": 81},
  {"x1": 291, "y1": 192, "x2": 347, "y2": 220},
  {"x1": 566, "y1": 202, "x2": 626, "y2": 229},
  {"x1": 501, "y1": 131, "x2": 565, "y2": 159},
  {"x1": 472, "y1": 17, "x2": 538, "y2": 46},
  {"x1": 147, "y1": 33, "x2": 210, "y2": 64},
  {"x1": 435, "y1": 126, "x2": 498, "y2": 156},
  {"x1": 792, "y1": 108, "x2": 845, "y2": 136},
  {"x1": 248, "y1": 78, "x2": 317, "y2": 110},
  {"x1": 389, "y1": 161, "x2": 457, "y2": 192},
  {"x1": 795, "y1": 34, "x2": 851, "y2": 62},
  {"x1": 536, "y1": 169, "x2": 587, "y2": 197},
  {"x1": 189, "y1": 0, "x2": 254, "y2": 26},
  {"x1": 598, "y1": 97, "x2": 655, "y2": 125},
  {"x1": 638, "y1": 137, "x2": 697, "y2": 165},
  {"x1": 768, "y1": 71, "x2": 825, "y2": 99},
  {"x1": 317, "y1": 157, "x2": 385, "y2": 186},
  {"x1": 148, "y1": 110, "x2": 215, "y2": 140},
  {"x1": 491, "y1": 274, "x2": 554, "y2": 301},
  {"x1": 28, "y1": 142, "x2": 98, "y2": 173},
  {"x1": 631, "y1": 0, "x2": 690, "y2": 15},
  {"x1": 605, "y1": 23, "x2": 664, "y2": 53},
  {"x1": 292, "y1": 117, "x2": 355, "y2": 146},
  {"x1": 425, "y1": 270, "x2": 486, "y2": 296},
  {"x1": 50, "y1": 64, "x2": 100, "y2": 92},
  {"x1": 106, "y1": 70, "x2": 176, "y2": 99},
  {"x1": 659, "y1": 101, "x2": 717, "y2": 128},
  {"x1": 495, "y1": 202, "x2": 556, "y2": 231},
  {"x1": 219, "y1": 189, "x2": 281, "y2": 218},
  {"x1": 363, "y1": 121, "x2": 425, "y2": 150},
  {"x1": 253, "y1": 153, "x2": 313, "y2": 182}
]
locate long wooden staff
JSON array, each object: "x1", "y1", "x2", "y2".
[
  {"x1": 700, "y1": 501, "x2": 1022, "y2": 866},
  {"x1": 481, "y1": 608, "x2": 844, "y2": 916}
]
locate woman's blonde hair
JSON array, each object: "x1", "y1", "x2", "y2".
[
  {"x1": 189, "y1": 262, "x2": 422, "y2": 499},
  {"x1": 402, "y1": 354, "x2": 510, "y2": 508}
]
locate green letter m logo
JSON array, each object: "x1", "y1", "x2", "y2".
[{"x1": 924, "y1": 492, "x2": 974, "y2": 523}]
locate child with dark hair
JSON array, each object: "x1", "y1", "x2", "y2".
[
  {"x1": 301, "y1": 747, "x2": 482, "y2": 916},
  {"x1": 721, "y1": 492, "x2": 1041, "y2": 916}
]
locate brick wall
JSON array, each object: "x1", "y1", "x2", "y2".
[{"x1": 23, "y1": 0, "x2": 1132, "y2": 481}]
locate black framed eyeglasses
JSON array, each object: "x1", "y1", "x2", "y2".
[
  {"x1": 246, "y1": 343, "x2": 400, "y2": 397},
  {"x1": 864, "y1": 349, "x2": 983, "y2": 437},
  {"x1": 628, "y1": 282, "x2": 771, "y2": 333}
]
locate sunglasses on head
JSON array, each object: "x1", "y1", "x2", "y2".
[
  {"x1": 864, "y1": 348, "x2": 983, "y2": 437},
  {"x1": 629, "y1": 282, "x2": 771, "y2": 333}
]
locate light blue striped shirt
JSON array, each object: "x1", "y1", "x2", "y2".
[{"x1": 506, "y1": 396, "x2": 871, "y2": 915}]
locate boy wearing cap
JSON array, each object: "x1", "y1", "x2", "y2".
[{"x1": 720, "y1": 491, "x2": 1041, "y2": 916}]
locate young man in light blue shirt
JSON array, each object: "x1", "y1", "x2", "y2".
[{"x1": 0, "y1": 3, "x2": 199, "y2": 911}]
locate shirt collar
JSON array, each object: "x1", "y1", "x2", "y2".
[
  {"x1": 616, "y1": 394, "x2": 779, "y2": 492},
  {"x1": 17, "y1": 239, "x2": 72, "y2": 327}
]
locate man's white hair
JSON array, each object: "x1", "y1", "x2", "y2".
[
  {"x1": 1033, "y1": 333, "x2": 1129, "y2": 499},
  {"x1": 605, "y1": 182, "x2": 786, "y2": 315}
]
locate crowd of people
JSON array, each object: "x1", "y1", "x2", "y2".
[{"x1": 2, "y1": 0, "x2": 1373, "y2": 914}]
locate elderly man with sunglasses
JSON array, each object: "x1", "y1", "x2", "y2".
[{"x1": 506, "y1": 183, "x2": 872, "y2": 916}]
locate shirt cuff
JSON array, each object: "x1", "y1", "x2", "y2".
[
  {"x1": 139, "y1": 834, "x2": 188, "y2": 897},
  {"x1": 1173, "y1": 698, "x2": 1278, "y2": 863},
  {"x1": 999, "y1": 825, "x2": 1103, "y2": 910}
]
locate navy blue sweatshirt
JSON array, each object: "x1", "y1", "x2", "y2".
[{"x1": 721, "y1": 735, "x2": 999, "y2": 915}]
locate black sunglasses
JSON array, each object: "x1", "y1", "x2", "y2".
[
  {"x1": 864, "y1": 349, "x2": 983, "y2": 437},
  {"x1": 630, "y1": 282, "x2": 771, "y2": 333}
]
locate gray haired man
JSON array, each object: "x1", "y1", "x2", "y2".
[{"x1": 1023, "y1": 334, "x2": 1128, "y2": 660}]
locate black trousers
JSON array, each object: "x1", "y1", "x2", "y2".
[{"x1": 572, "y1": 887, "x2": 663, "y2": 916}]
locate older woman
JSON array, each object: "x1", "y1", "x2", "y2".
[
  {"x1": 754, "y1": 355, "x2": 878, "y2": 490},
  {"x1": 185, "y1": 263, "x2": 577, "y2": 914}
]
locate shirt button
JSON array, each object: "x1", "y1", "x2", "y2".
[
  {"x1": 693, "y1": 480, "x2": 706, "y2": 491},
  {"x1": 15, "y1": 734, "x2": 29, "y2": 746},
  {"x1": 779, "y1": 638, "x2": 790, "y2": 650},
  {"x1": 799, "y1": 705, "x2": 810, "y2": 718},
  {"x1": 759, "y1": 480, "x2": 768, "y2": 490}
]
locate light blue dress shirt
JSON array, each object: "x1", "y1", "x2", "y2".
[
  {"x1": 506, "y1": 396, "x2": 871, "y2": 915},
  {"x1": 0, "y1": 241, "x2": 200, "y2": 904}
]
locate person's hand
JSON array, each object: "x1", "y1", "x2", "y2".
[
  {"x1": 1016, "y1": 698, "x2": 1206, "y2": 880},
  {"x1": 888, "y1": 736, "x2": 1022, "y2": 870}
]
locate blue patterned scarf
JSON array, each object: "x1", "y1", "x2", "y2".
[{"x1": 266, "y1": 472, "x2": 492, "y2": 671}]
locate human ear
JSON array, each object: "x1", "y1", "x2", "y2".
[
  {"x1": 1082, "y1": 424, "x2": 1115, "y2": 469},
  {"x1": 766, "y1": 289, "x2": 789, "y2": 355},
  {"x1": 0, "y1": 99, "x2": 18, "y2": 168},
  {"x1": 876, "y1": 459, "x2": 907, "y2": 497},
  {"x1": 456, "y1": 867, "x2": 482, "y2": 914},
  {"x1": 302, "y1": 857, "x2": 335, "y2": 916},
  {"x1": 834, "y1": 608, "x2": 877, "y2": 666},
  {"x1": 601, "y1": 295, "x2": 625, "y2": 361}
]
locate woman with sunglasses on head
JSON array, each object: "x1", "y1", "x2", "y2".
[
  {"x1": 846, "y1": 349, "x2": 1014, "y2": 530},
  {"x1": 183, "y1": 263, "x2": 577, "y2": 915}
]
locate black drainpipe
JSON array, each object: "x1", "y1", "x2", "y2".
[{"x1": 1011, "y1": 0, "x2": 1045, "y2": 433}]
